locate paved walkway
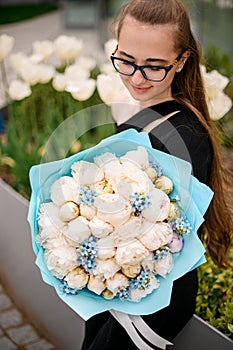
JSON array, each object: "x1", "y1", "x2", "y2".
[{"x1": 0, "y1": 9, "x2": 107, "y2": 350}]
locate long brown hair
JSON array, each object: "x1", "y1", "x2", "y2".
[{"x1": 112, "y1": 0, "x2": 233, "y2": 268}]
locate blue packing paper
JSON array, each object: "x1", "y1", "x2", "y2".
[{"x1": 28, "y1": 129, "x2": 213, "y2": 321}]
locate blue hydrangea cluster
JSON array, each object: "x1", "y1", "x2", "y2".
[
  {"x1": 77, "y1": 236, "x2": 98, "y2": 273},
  {"x1": 170, "y1": 217, "x2": 192, "y2": 235},
  {"x1": 60, "y1": 280, "x2": 79, "y2": 295},
  {"x1": 117, "y1": 288, "x2": 130, "y2": 300},
  {"x1": 130, "y1": 192, "x2": 151, "y2": 215},
  {"x1": 78, "y1": 185, "x2": 97, "y2": 206},
  {"x1": 153, "y1": 246, "x2": 171, "y2": 262},
  {"x1": 129, "y1": 270, "x2": 151, "y2": 290},
  {"x1": 149, "y1": 159, "x2": 163, "y2": 177}
]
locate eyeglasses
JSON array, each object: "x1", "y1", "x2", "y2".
[{"x1": 111, "y1": 51, "x2": 182, "y2": 82}]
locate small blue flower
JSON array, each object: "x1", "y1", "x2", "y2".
[
  {"x1": 130, "y1": 192, "x2": 151, "y2": 215},
  {"x1": 153, "y1": 246, "x2": 170, "y2": 262},
  {"x1": 60, "y1": 280, "x2": 79, "y2": 295},
  {"x1": 77, "y1": 236, "x2": 98, "y2": 273},
  {"x1": 78, "y1": 185, "x2": 97, "y2": 206},
  {"x1": 149, "y1": 159, "x2": 163, "y2": 177},
  {"x1": 170, "y1": 217, "x2": 192, "y2": 235},
  {"x1": 129, "y1": 270, "x2": 150, "y2": 290},
  {"x1": 117, "y1": 288, "x2": 130, "y2": 300}
]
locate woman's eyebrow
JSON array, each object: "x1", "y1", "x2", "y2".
[{"x1": 118, "y1": 50, "x2": 168, "y2": 64}]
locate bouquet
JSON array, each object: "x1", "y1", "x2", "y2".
[{"x1": 28, "y1": 129, "x2": 213, "y2": 349}]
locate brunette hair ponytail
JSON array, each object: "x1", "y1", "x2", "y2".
[{"x1": 113, "y1": 0, "x2": 233, "y2": 268}]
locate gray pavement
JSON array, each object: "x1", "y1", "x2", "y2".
[{"x1": 0, "y1": 9, "x2": 107, "y2": 350}]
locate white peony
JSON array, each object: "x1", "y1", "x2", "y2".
[
  {"x1": 50, "y1": 176, "x2": 79, "y2": 206},
  {"x1": 142, "y1": 188, "x2": 170, "y2": 222},
  {"x1": 64, "y1": 267, "x2": 89, "y2": 289},
  {"x1": 122, "y1": 264, "x2": 141, "y2": 278},
  {"x1": 38, "y1": 202, "x2": 64, "y2": 230},
  {"x1": 97, "y1": 236, "x2": 116, "y2": 260},
  {"x1": 8, "y1": 80, "x2": 31, "y2": 101},
  {"x1": 54, "y1": 35, "x2": 83, "y2": 61},
  {"x1": 153, "y1": 253, "x2": 174, "y2": 278},
  {"x1": 71, "y1": 160, "x2": 104, "y2": 186},
  {"x1": 95, "y1": 193, "x2": 131, "y2": 228},
  {"x1": 59, "y1": 201, "x2": 80, "y2": 222},
  {"x1": 79, "y1": 203, "x2": 96, "y2": 220},
  {"x1": 87, "y1": 275, "x2": 106, "y2": 295},
  {"x1": 106, "y1": 272, "x2": 129, "y2": 295},
  {"x1": 44, "y1": 246, "x2": 78, "y2": 279},
  {"x1": 111, "y1": 216, "x2": 142, "y2": 243},
  {"x1": 94, "y1": 152, "x2": 118, "y2": 168},
  {"x1": 64, "y1": 216, "x2": 91, "y2": 244},
  {"x1": 139, "y1": 222, "x2": 173, "y2": 251},
  {"x1": 154, "y1": 176, "x2": 173, "y2": 194},
  {"x1": 32, "y1": 40, "x2": 54, "y2": 62},
  {"x1": 115, "y1": 239, "x2": 150, "y2": 266},
  {"x1": 89, "y1": 216, "x2": 114, "y2": 238},
  {"x1": 120, "y1": 146, "x2": 149, "y2": 170},
  {"x1": 0, "y1": 34, "x2": 14, "y2": 61},
  {"x1": 93, "y1": 258, "x2": 120, "y2": 279}
]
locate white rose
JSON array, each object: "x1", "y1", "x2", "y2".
[
  {"x1": 64, "y1": 267, "x2": 89, "y2": 289},
  {"x1": 54, "y1": 35, "x2": 83, "y2": 61},
  {"x1": 97, "y1": 236, "x2": 116, "y2": 260},
  {"x1": 64, "y1": 216, "x2": 91, "y2": 244},
  {"x1": 106, "y1": 272, "x2": 129, "y2": 295},
  {"x1": 87, "y1": 275, "x2": 106, "y2": 295},
  {"x1": 50, "y1": 176, "x2": 79, "y2": 206},
  {"x1": 89, "y1": 216, "x2": 114, "y2": 238},
  {"x1": 38, "y1": 202, "x2": 64, "y2": 230},
  {"x1": 95, "y1": 193, "x2": 131, "y2": 228},
  {"x1": 153, "y1": 253, "x2": 174, "y2": 278},
  {"x1": 32, "y1": 40, "x2": 54, "y2": 62},
  {"x1": 80, "y1": 203, "x2": 96, "y2": 220},
  {"x1": 0, "y1": 34, "x2": 14, "y2": 61},
  {"x1": 120, "y1": 146, "x2": 149, "y2": 170},
  {"x1": 44, "y1": 246, "x2": 78, "y2": 279},
  {"x1": 142, "y1": 188, "x2": 170, "y2": 222},
  {"x1": 93, "y1": 258, "x2": 120, "y2": 279},
  {"x1": 115, "y1": 239, "x2": 150, "y2": 266},
  {"x1": 71, "y1": 160, "x2": 104, "y2": 186},
  {"x1": 8, "y1": 80, "x2": 31, "y2": 101},
  {"x1": 139, "y1": 222, "x2": 173, "y2": 251},
  {"x1": 59, "y1": 201, "x2": 80, "y2": 222}
]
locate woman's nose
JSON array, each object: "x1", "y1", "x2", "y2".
[{"x1": 130, "y1": 68, "x2": 147, "y2": 85}]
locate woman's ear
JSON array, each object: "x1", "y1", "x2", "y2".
[{"x1": 176, "y1": 50, "x2": 190, "y2": 72}]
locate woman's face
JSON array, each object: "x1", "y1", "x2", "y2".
[{"x1": 117, "y1": 15, "x2": 180, "y2": 106}]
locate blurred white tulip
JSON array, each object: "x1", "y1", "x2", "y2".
[
  {"x1": 32, "y1": 40, "x2": 54, "y2": 62},
  {"x1": 52, "y1": 73, "x2": 67, "y2": 92},
  {"x1": 9, "y1": 52, "x2": 28, "y2": 75},
  {"x1": 96, "y1": 72, "x2": 127, "y2": 105},
  {"x1": 75, "y1": 56, "x2": 97, "y2": 72},
  {"x1": 104, "y1": 38, "x2": 118, "y2": 61},
  {"x1": 8, "y1": 79, "x2": 31, "y2": 100},
  {"x1": 66, "y1": 79, "x2": 96, "y2": 101},
  {"x1": 54, "y1": 35, "x2": 83, "y2": 62},
  {"x1": 0, "y1": 34, "x2": 15, "y2": 61},
  {"x1": 37, "y1": 64, "x2": 55, "y2": 84}
]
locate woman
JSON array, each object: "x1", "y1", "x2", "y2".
[{"x1": 81, "y1": 1, "x2": 232, "y2": 349}]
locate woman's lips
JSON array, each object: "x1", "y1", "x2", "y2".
[{"x1": 131, "y1": 85, "x2": 151, "y2": 93}]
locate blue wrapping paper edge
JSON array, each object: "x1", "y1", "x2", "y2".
[{"x1": 28, "y1": 129, "x2": 213, "y2": 321}]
